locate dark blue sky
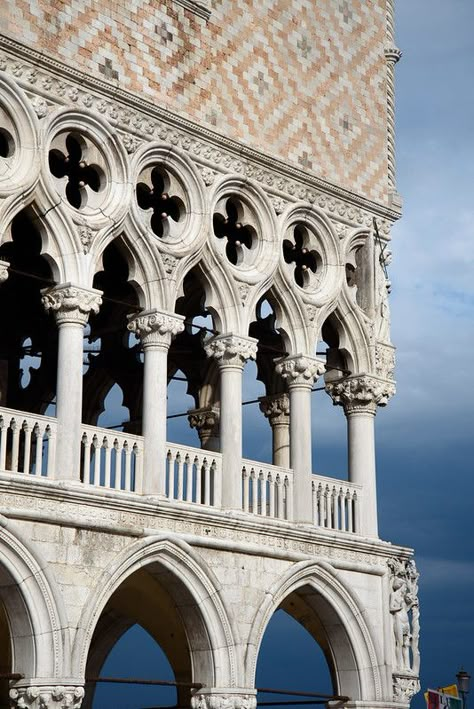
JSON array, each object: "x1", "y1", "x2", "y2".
[{"x1": 95, "y1": 2, "x2": 474, "y2": 706}]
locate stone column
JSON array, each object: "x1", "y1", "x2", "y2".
[
  {"x1": 204, "y1": 334, "x2": 257, "y2": 510},
  {"x1": 10, "y1": 685, "x2": 85, "y2": 708},
  {"x1": 276, "y1": 355, "x2": 326, "y2": 524},
  {"x1": 42, "y1": 284, "x2": 102, "y2": 481},
  {"x1": 188, "y1": 405, "x2": 220, "y2": 452},
  {"x1": 127, "y1": 309, "x2": 184, "y2": 495},
  {"x1": 259, "y1": 393, "x2": 290, "y2": 468},
  {"x1": 326, "y1": 374, "x2": 395, "y2": 537}
]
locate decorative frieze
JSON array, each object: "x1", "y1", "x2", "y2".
[
  {"x1": 326, "y1": 374, "x2": 395, "y2": 414},
  {"x1": 204, "y1": 334, "x2": 257, "y2": 368},
  {"x1": 42, "y1": 284, "x2": 102, "y2": 326},
  {"x1": 9, "y1": 686, "x2": 85, "y2": 709},
  {"x1": 275, "y1": 355, "x2": 326, "y2": 388},
  {"x1": 127, "y1": 309, "x2": 185, "y2": 349},
  {"x1": 191, "y1": 693, "x2": 256, "y2": 709}
]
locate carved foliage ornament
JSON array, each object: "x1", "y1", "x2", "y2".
[
  {"x1": 127, "y1": 309, "x2": 185, "y2": 348},
  {"x1": 259, "y1": 393, "x2": 290, "y2": 425},
  {"x1": 204, "y1": 334, "x2": 257, "y2": 368},
  {"x1": 191, "y1": 694, "x2": 256, "y2": 709},
  {"x1": 392, "y1": 675, "x2": 421, "y2": 703},
  {"x1": 42, "y1": 285, "x2": 102, "y2": 326},
  {"x1": 276, "y1": 356, "x2": 326, "y2": 388},
  {"x1": 326, "y1": 374, "x2": 395, "y2": 413},
  {"x1": 9, "y1": 686, "x2": 85, "y2": 709}
]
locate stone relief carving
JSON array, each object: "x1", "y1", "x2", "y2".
[
  {"x1": 9, "y1": 686, "x2": 85, "y2": 709},
  {"x1": 375, "y1": 247, "x2": 393, "y2": 344},
  {"x1": 392, "y1": 675, "x2": 421, "y2": 703},
  {"x1": 191, "y1": 694, "x2": 256, "y2": 709},
  {"x1": 375, "y1": 341, "x2": 396, "y2": 380},
  {"x1": 388, "y1": 557, "x2": 420, "y2": 676},
  {"x1": 42, "y1": 285, "x2": 102, "y2": 326}
]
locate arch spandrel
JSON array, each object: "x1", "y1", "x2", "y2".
[
  {"x1": 245, "y1": 560, "x2": 383, "y2": 703},
  {"x1": 72, "y1": 535, "x2": 237, "y2": 689}
]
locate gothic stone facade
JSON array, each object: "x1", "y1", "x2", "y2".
[{"x1": 0, "y1": 1, "x2": 419, "y2": 708}]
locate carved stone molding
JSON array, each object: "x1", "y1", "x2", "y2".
[
  {"x1": 326, "y1": 374, "x2": 395, "y2": 414},
  {"x1": 188, "y1": 405, "x2": 220, "y2": 447},
  {"x1": 9, "y1": 686, "x2": 85, "y2": 709},
  {"x1": 42, "y1": 284, "x2": 102, "y2": 326},
  {"x1": 275, "y1": 355, "x2": 326, "y2": 389},
  {"x1": 191, "y1": 693, "x2": 257, "y2": 709},
  {"x1": 392, "y1": 674, "x2": 420, "y2": 703},
  {"x1": 0, "y1": 260, "x2": 9, "y2": 283},
  {"x1": 127, "y1": 309, "x2": 185, "y2": 349},
  {"x1": 204, "y1": 334, "x2": 257, "y2": 369},
  {"x1": 375, "y1": 341, "x2": 396, "y2": 380},
  {"x1": 259, "y1": 393, "x2": 290, "y2": 426}
]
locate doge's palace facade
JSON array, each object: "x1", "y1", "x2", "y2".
[{"x1": 0, "y1": 1, "x2": 419, "y2": 708}]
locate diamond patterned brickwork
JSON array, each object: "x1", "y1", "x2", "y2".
[{"x1": 2, "y1": 0, "x2": 389, "y2": 203}]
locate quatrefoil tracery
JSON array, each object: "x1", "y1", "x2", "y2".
[
  {"x1": 213, "y1": 197, "x2": 256, "y2": 266},
  {"x1": 48, "y1": 132, "x2": 104, "y2": 209},
  {"x1": 283, "y1": 224, "x2": 319, "y2": 289},
  {"x1": 136, "y1": 165, "x2": 185, "y2": 239}
]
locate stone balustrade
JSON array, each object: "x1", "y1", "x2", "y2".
[
  {"x1": 165, "y1": 443, "x2": 222, "y2": 507},
  {"x1": 312, "y1": 475, "x2": 361, "y2": 533},
  {"x1": 242, "y1": 460, "x2": 293, "y2": 521},
  {"x1": 0, "y1": 406, "x2": 56, "y2": 477},
  {"x1": 80, "y1": 423, "x2": 143, "y2": 493}
]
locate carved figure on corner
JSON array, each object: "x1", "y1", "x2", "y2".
[{"x1": 388, "y1": 558, "x2": 420, "y2": 674}]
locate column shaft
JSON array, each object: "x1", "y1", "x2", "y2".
[
  {"x1": 347, "y1": 410, "x2": 377, "y2": 537},
  {"x1": 219, "y1": 364, "x2": 243, "y2": 508},
  {"x1": 56, "y1": 322, "x2": 85, "y2": 480},
  {"x1": 142, "y1": 344, "x2": 168, "y2": 495},
  {"x1": 272, "y1": 421, "x2": 290, "y2": 468},
  {"x1": 288, "y1": 384, "x2": 313, "y2": 523}
]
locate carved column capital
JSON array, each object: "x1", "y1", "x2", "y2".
[
  {"x1": 259, "y1": 392, "x2": 290, "y2": 426},
  {"x1": 191, "y1": 691, "x2": 257, "y2": 709},
  {"x1": 188, "y1": 405, "x2": 220, "y2": 447},
  {"x1": 127, "y1": 309, "x2": 185, "y2": 349},
  {"x1": 0, "y1": 259, "x2": 9, "y2": 283},
  {"x1": 275, "y1": 355, "x2": 326, "y2": 390},
  {"x1": 204, "y1": 334, "x2": 257, "y2": 369},
  {"x1": 9, "y1": 686, "x2": 85, "y2": 709},
  {"x1": 326, "y1": 374, "x2": 395, "y2": 414},
  {"x1": 42, "y1": 283, "x2": 102, "y2": 326},
  {"x1": 385, "y1": 47, "x2": 403, "y2": 64},
  {"x1": 392, "y1": 674, "x2": 421, "y2": 703}
]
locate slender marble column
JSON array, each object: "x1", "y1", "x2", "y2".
[
  {"x1": 42, "y1": 284, "x2": 102, "y2": 481},
  {"x1": 326, "y1": 374, "x2": 395, "y2": 537},
  {"x1": 259, "y1": 392, "x2": 290, "y2": 468},
  {"x1": 128, "y1": 309, "x2": 184, "y2": 495},
  {"x1": 205, "y1": 334, "x2": 257, "y2": 510},
  {"x1": 276, "y1": 355, "x2": 326, "y2": 523}
]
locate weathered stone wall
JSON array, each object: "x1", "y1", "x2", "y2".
[{"x1": 2, "y1": 0, "x2": 391, "y2": 203}]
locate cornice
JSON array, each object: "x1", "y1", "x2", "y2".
[{"x1": 0, "y1": 35, "x2": 401, "y2": 229}]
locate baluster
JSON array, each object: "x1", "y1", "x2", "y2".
[
  {"x1": 286, "y1": 475, "x2": 293, "y2": 521},
  {"x1": 312, "y1": 480, "x2": 317, "y2": 524},
  {"x1": 124, "y1": 441, "x2": 131, "y2": 491},
  {"x1": 21, "y1": 421, "x2": 31, "y2": 474},
  {"x1": 195, "y1": 456, "x2": 201, "y2": 504},
  {"x1": 91, "y1": 435, "x2": 100, "y2": 485},
  {"x1": 171, "y1": 452, "x2": 179, "y2": 500},
  {"x1": 268, "y1": 474, "x2": 275, "y2": 518},
  {"x1": 110, "y1": 439, "x2": 119, "y2": 489},
  {"x1": 276, "y1": 475, "x2": 283, "y2": 519},
  {"x1": 333, "y1": 487, "x2": 339, "y2": 530},
  {"x1": 46, "y1": 425, "x2": 55, "y2": 478},
  {"x1": 210, "y1": 460, "x2": 216, "y2": 506},
  {"x1": 185, "y1": 454, "x2": 192, "y2": 501},
  {"x1": 250, "y1": 470, "x2": 257, "y2": 513},
  {"x1": 11, "y1": 419, "x2": 20, "y2": 472},
  {"x1": 323, "y1": 485, "x2": 330, "y2": 527},
  {"x1": 346, "y1": 489, "x2": 353, "y2": 532},
  {"x1": 242, "y1": 466, "x2": 249, "y2": 512},
  {"x1": 260, "y1": 472, "x2": 267, "y2": 516},
  {"x1": 176, "y1": 452, "x2": 184, "y2": 501},
  {"x1": 33, "y1": 424, "x2": 42, "y2": 476},
  {"x1": 132, "y1": 444, "x2": 141, "y2": 493},
  {"x1": 352, "y1": 491, "x2": 359, "y2": 533},
  {"x1": 103, "y1": 438, "x2": 111, "y2": 488},
  {"x1": 0, "y1": 416, "x2": 6, "y2": 471},
  {"x1": 204, "y1": 459, "x2": 211, "y2": 505},
  {"x1": 340, "y1": 488, "x2": 347, "y2": 532},
  {"x1": 80, "y1": 432, "x2": 89, "y2": 483}
]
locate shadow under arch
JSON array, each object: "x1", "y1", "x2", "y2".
[
  {"x1": 0, "y1": 515, "x2": 69, "y2": 684},
  {"x1": 73, "y1": 535, "x2": 237, "y2": 704},
  {"x1": 245, "y1": 560, "x2": 382, "y2": 703}
]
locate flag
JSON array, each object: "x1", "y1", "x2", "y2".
[
  {"x1": 439, "y1": 686, "x2": 459, "y2": 698},
  {"x1": 426, "y1": 689, "x2": 462, "y2": 709}
]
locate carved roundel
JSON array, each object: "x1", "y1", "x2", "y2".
[
  {"x1": 136, "y1": 163, "x2": 186, "y2": 240},
  {"x1": 48, "y1": 131, "x2": 106, "y2": 211},
  {"x1": 213, "y1": 195, "x2": 257, "y2": 267},
  {"x1": 283, "y1": 223, "x2": 322, "y2": 289},
  {"x1": 0, "y1": 74, "x2": 38, "y2": 194}
]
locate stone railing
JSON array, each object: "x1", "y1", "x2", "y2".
[
  {"x1": 242, "y1": 460, "x2": 294, "y2": 521},
  {"x1": 312, "y1": 475, "x2": 361, "y2": 533},
  {"x1": 165, "y1": 443, "x2": 222, "y2": 507},
  {"x1": 80, "y1": 424, "x2": 143, "y2": 493},
  {"x1": 0, "y1": 406, "x2": 56, "y2": 477}
]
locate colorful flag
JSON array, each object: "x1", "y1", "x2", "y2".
[
  {"x1": 439, "y1": 686, "x2": 459, "y2": 698},
  {"x1": 426, "y1": 689, "x2": 462, "y2": 709}
]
